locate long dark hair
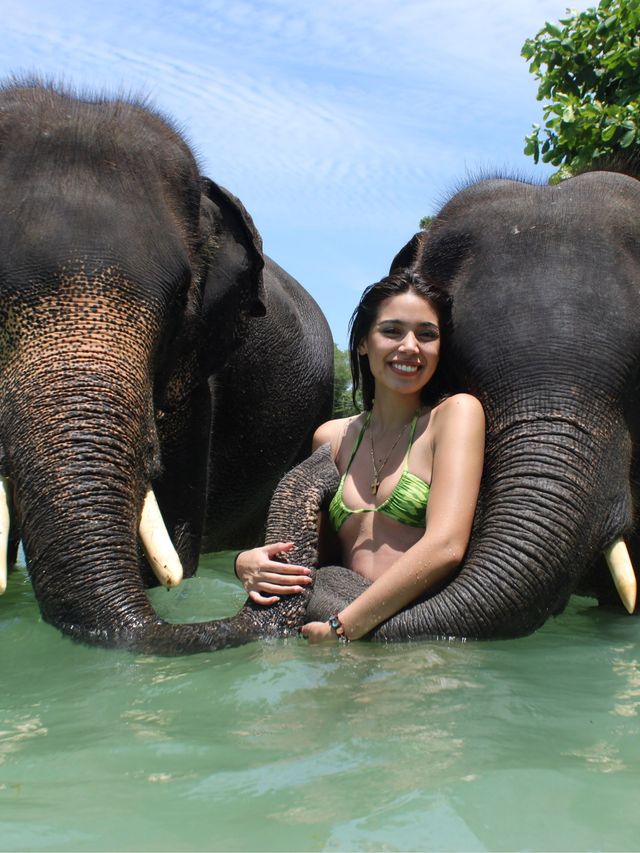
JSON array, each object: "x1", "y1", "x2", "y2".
[{"x1": 348, "y1": 269, "x2": 452, "y2": 411}]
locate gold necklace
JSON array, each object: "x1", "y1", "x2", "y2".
[{"x1": 368, "y1": 416, "x2": 412, "y2": 496}]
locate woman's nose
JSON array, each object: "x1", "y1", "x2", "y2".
[{"x1": 399, "y1": 331, "x2": 419, "y2": 352}]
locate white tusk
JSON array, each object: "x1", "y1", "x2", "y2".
[
  {"x1": 603, "y1": 538, "x2": 637, "y2": 614},
  {"x1": 0, "y1": 476, "x2": 9, "y2": 594},
  {"x1": 138, "y1": 488, "x2": 183, "y2": 588}
]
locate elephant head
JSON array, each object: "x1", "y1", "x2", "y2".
[
  {"x1": 289, "y1": 170, "x2": 640, "y2": 639},
  {"x1": 0, "y1": 81, "x2": 333, "y2": 653}
]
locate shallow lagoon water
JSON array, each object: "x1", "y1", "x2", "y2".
[{"x1": 1, "y1": 552, "x2": 639, "y2": 852}]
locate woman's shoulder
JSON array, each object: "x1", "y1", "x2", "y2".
[
  {"x1": 430, "y1": 393, "x2": 485, "y2": 431},
  {"x1": 312, "y1": 414, "x2": 366, "y2": 456}
]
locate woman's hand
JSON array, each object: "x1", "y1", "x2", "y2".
[
  {"x1": 300, "y1": 621, "x2": 335, "y2": 644},
  {"x1": 234, "y1": 542, "x2": 312, "y2": 605}
]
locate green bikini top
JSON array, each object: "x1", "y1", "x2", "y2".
[{"x1": 328, "y1": 412, "x2": 430, "y2": 531}]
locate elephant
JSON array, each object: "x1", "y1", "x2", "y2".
[
  {"x1": 263, "y1": 167, "x2": 640, "y2": 641},
  {"x1": 0, "y1": 81, "x2": 333, "y2": 653}
]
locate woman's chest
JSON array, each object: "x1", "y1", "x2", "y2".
[{"x1": 339, "y1": 429, "x2": 432, "y2": 510}]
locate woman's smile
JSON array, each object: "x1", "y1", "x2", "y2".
[
  {"x1": 358, "y1": 291, "x2": 441, "y2": 396},
  {"x1": 388, "y1": 359, "x2": 422, "y2": 375}
]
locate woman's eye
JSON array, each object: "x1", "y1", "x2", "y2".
[
  {"x1": 418, "y1": 329, "x2": 439, "y2": 341},
  {"x1": 379, "y1": 325, "x2": 400, "y2": 336}
]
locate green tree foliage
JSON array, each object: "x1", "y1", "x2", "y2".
[
  {"x1": 333, "y1": 344, "x2": 360, "y2": 417},
  {"x1": 522, "y1": 0, "x2": 640, "y2": 181},
  {"x1": 419, "y1": 215, "x2": 434, "y2": 230}
]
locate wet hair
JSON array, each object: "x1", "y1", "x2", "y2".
[{"x1": 348, "y1": 269, "x2": 452, "y2": 411}]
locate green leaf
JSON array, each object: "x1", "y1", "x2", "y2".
[
  {"x1": 523, "y1": 134, "x2": 539, "y2": 160},
  {"x1": 620, "y1": 128, "x2": 637, "y2": 147},
  {"x1": 545, "y1": 22, "x2": 563, "y2": 38},
  {"x1": 522, "y1": 0, "x2": 640, "y2": 169},
  {"x1": 626, "y1": 47, "x2": 640, "y2": 65},
  {"x1": 521, "y1": 41, "x2": 534, "y2": 59}
]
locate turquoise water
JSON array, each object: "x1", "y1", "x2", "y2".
[{"x1": 1, "y1": 552, "x2": 639, "y2": 852}]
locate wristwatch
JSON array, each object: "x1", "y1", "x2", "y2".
[{"x1": 328, "y1": 614, "x2": 350, "y2": 644}]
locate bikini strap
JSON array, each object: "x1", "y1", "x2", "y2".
[
  {"x1": 344, "y1": 412, "x2": 371, "y2": 474},
  {"x1": 402, "y1": 412, "x2": 420, "y2": 470}
]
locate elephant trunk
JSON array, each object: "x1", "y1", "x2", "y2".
[
  {"x1": 2, "y1": 345, "x2": 154, "y2": 621},
  {"x1": 307, "y1": 413, "x2": 635, "y2": 640},
  {"x1": 232, "y1": 442, "x2": 341, "y2": 637},
  {"x1": 0, "y1": 320, "x2": 246, "y2": 653},
  {"x1": 1, "y1": 327, "x2": 338, "y2": 652}
]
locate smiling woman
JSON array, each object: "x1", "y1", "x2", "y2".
[{"x1": 234, "y1": 269, "x2": 486, "y2": 642}]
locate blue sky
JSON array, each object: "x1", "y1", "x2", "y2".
[{"x1": 2, "y1": 0, "x2": 592, "y2": 346}]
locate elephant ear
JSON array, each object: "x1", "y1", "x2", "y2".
[
  {"x1": 197, "y1": 177, "x2": 267, "y2": 372},
  {"x1": 390, "y1": 226, "x2": 473, "y2": 290},
  {"x1": 419, "y1": 227, "x2": 474, "y2": 290},
  {"x1": 389, "y1": 232, "x2": 423, "y2": 273}
]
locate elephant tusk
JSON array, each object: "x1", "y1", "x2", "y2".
[
  {"x1": 138, "y1": 488, "x2": 184, "y2": 588},
  {"x1": 0, "y1": 476, "x2": 9, "y2": 594},
  {"x1": 603, "y1": 538, "x2": 637, "y2": 614}
]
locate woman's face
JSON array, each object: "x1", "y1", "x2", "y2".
[{"x1": 358, "y1": 290, "x2": 441, "y2": 398}]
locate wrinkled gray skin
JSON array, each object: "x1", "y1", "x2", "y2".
[
  {"x1": 0, "y1": 82, "x2": 333, "y2": 654},
  {"x1": 272, "y1": 170, "x2": 640, "y2": 640}
]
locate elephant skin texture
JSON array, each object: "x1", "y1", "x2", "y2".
[{"x1": 0, "y1": 81, "x2": 333, "y2": 654}]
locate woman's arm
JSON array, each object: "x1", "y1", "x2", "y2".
[{"x1": 302, "y1": 394, "x2": 485, "y2": 642}]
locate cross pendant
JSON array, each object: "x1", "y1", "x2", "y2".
[{"x1": 371, "y1": 478, "x2": 380, "y2": 496}]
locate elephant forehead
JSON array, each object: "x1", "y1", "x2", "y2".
[
  {"x1": 427, "y1": 177, "x2": 640, "y2": 307},
  {"x1": 434, "y1": 173, "x2": 640, "y2": 245},
  {"x1": 421, "y1": 180, "x2": 640, "y2": 392},
  {"x1": 0, "y1": 84, "x2": 200, "y2": 201},
  {"x1": 0, "y1": 195, "x2": 192, "y2": 293}
]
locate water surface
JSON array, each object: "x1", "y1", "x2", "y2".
[{"x1": 1, "y1": 553, "x2": 639, "y2": 852}]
